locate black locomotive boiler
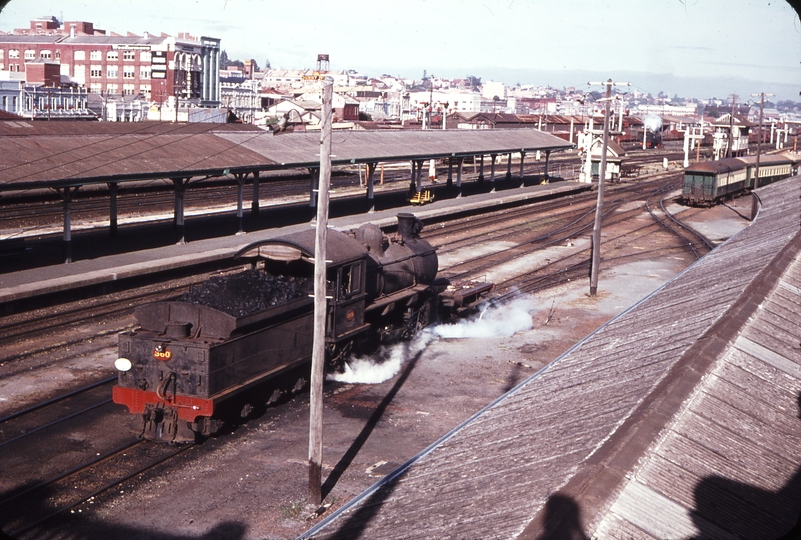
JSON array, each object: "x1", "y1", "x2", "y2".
[{"x1": 113, "y1": 213, "x2": 493, "y2": 442}]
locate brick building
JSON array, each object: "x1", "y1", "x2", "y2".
[{"x1": 0, "y1": 17, "x2": 221, "y2": 107}]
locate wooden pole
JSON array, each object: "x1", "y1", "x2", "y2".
[
  {"x1": 750, "y1": 92, "x2": 773, "y2": 190},
  {"x1": 587, "y1": 79, "x2": 629, "y2": 296},
  {"x1": 309, "y1": 78, "x2": 333, "y2": 506}
]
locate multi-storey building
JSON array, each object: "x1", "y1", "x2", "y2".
[{"x1": 0, "y1": 17, "x2": 221, "y2": 107}]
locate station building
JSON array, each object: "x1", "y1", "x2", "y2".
[{"x1": 0, "y1": 16, "x2": 221, "y2": 108}]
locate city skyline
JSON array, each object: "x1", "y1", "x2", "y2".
[{"x1": 0, "y1": 0, "x2": 799, "y2": 102}]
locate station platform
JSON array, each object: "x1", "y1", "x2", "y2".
[{"x1": 0, "y1": 180, "x2": 589, "y2": 306}]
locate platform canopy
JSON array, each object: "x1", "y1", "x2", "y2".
[{"x1": 0, "y1": 121, "x2": 573, "y2": 191}]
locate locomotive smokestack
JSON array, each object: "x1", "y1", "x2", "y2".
[{"x1": 397, "y1": 213, "x2": 423, "y2": 241}]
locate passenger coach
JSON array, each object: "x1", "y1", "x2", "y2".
[{"x1": 683, "y1": 154, "x2": 797, "y2": 206}]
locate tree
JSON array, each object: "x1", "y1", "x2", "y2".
[
  {"x1": 220, "y1": 49, "x2": 230, "y2": 69},
  {"x1": 265, "y1": 58, "x2": 271, "y2": 69},
  {"x1": 465, "y1": 75, "x2": 481, "y2": 89}
]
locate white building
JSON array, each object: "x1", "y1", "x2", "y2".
[{"x1": 481, "y1": 80, "x2": 507, "y2": 100}]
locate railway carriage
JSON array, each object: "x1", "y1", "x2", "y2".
[
  {"x1": 683, "y1": 154, "x2": 796, "y2": 206},
  {"x1": 112, "y1": 214, "x2": 493, "y2": 443}
]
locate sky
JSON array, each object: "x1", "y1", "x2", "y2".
[{"x1": 0, "y1": 0, "x2": 799, "y2": 102}]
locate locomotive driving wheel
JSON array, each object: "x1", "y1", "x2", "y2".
[{"x1": 401, "y1": 303, "x2": 431, "y2": 340}]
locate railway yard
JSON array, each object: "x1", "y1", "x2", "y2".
[{"x1": 0, "y1": 146, "x2": 764, "y2": 539}]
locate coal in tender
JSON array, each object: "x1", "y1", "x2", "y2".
[{"x1": 180, "y1": 270, "x2": 310, "y2": 317}]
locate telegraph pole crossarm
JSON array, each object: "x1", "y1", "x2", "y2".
[{"x1": 587, "y1": 79, "x2": 630, "y2": 297}]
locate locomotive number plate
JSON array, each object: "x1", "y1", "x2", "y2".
[{"x1": 153, "y1": 348, "x2": 172, "y2": 360}]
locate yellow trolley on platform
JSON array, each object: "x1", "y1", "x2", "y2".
[{"x1": 410, "y1": 189, "x2": 434, "y2": 205}]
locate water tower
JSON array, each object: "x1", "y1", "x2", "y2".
[{"x1": 316, "y1": 54, "x2": 329, "y2": 73}]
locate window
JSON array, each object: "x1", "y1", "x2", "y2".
[
  {"x1": 140, "y1": 51, "x2": 151, "y2": 62},
  {"x1": 123, "y1": 84, "x2": 135, "y2": 95},
  {"x1": 40, "y1": 50, "x2": 51, "y2": 60},
  {"x1": 123, "y1": 66, "x2": 135, "y2": 79},
  {"x1": 90, "y1": 65, "x2": 102, "y2": 78},
  {"x1": 89, "y1": 83, "x2": 101, "y2": 93},
  {"x1": 106, "y1": 50, "x2": 118, "y2": 61},
  {"x1": 0, "y1": 64, "x2": 4, "y2": 71},
  {"x1": 139, "y1": 84, "x2": 151, "y2": 97},
  {"x1": 8, "y1": 49, "x2": 19, "y2": 59},
  {"x1": 339, "y1": 263, "x2": 362, "y2": 297},
  {"x1": 123, "y1": 50, "x2": 135, "y2": 61},
  {"x1": 0, "y1": 50, "x2": 4, "y2": 60},
  {"x1": 106, "y1": 83, "x2": 118, "y2": 94},
  {"x1": 107, "y1": 66, "x2": 118, "y2": 78},
  {"x1": 24, "y1": 50, "x2": 35, "y2": 60},
  {"x1": 74, "y1": 50, "x2": 85, "y2": 61},
  {"x1": 139, "y1": 66, "x2": 150, "y2": 79},
  {"x1": 90, "y1": 50, "x2": 101, "y2": 60},
  {"x1": 55, "y1": 50, "x2": 60, "y2": 60},
  {"x1": 2, "y1": 96, "x2": 6, "y2": 110}
]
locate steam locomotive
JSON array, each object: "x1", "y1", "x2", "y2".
[{"x1": 112, "y1": 214, "x2": 493, "y2": 443}]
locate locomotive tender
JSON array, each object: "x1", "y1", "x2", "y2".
[
  {"x1": 113, "y1": 214, "x2": 493, "y2": 443},
  {"x1": 683, "y1": 154, "x2": 797, "y2": 206}
]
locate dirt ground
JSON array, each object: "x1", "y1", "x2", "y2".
[{"x1": 6, "y1": 192, "x2": 753, "y2": 540}]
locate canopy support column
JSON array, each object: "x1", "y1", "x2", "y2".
[
  {"x1": 506, "y1": 153, "x2": 513, "y2": 181},
  {"x1": 478, "y1": 154, "x2": 485, "y2": 183},
  {"x1": 235, "y1": 172, "x2": 246, "y2": 235},
  {"x1": 107, "y1": 182, "x2": 118, "y2": 237},
  {"x1": 251, "y1": 170, "x2": 260, "y2": 217},
  {"x1": 490, "y1": 153, "x2": 497, "y2": 189},
  {"x1": 447, "y1": 157, "x2": 453, "y2": 189},
  {"x1": 366, "y1": 162, "x2": 377, "y2": 201},
  {"x1": 519, "y1": 151, "x2": 527, "y2": 187},
  {"x1": 309, "y1": 167, "x2": 319, "y2": 208},
  {"x1": 544, "y1": 150, "x2": 551, "y2": 183},
  {"x1": 54, "y1": 185, "x2": 81, "y2": 264},
  {"x1": 171, "y1": 177, "x2": 190, "y2": 245}
]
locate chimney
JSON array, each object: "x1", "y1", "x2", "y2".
[{"x1": 396, "y1": 213, "x2": 423, "y2": 241}]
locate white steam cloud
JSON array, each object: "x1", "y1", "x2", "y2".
[
  {"x1": 327, "y1": 296, "x2": 537, "y2": 384},
  {"x1": 644, "y1": 114, "x2": 663, "y2": 132},
  {"x1": 328, "y1": 332, "x2": 435, "y2": 384},
  {"x1": 428, "y1": 295, "x2": 537, "y2": 339}
]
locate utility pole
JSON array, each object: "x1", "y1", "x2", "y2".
[
  {"x1": 587, "y1": 79, "x2": 629, "y2": 297},
  {"x1": 726, "y1": 94, "x2": 738, "y2": 159},
  {"x1": 750, "y1": 92, "x2": 773, "y2": 190},
  {"x1": 309, "y1": 77, "x2": 333, "y2": 506}
]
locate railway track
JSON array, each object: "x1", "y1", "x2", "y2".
[
  {"x1": 0, "y1": 436, "x2": 190, "y2": 538},
  {"x1": 645, "y1": 183, "x2": 715, "y2": 259},
  {"x1": 425, "y1": 170, "x2": 715, "y2": 309},
  {"x1": 0, "y1": 162, "x2": 717, "y2": 537}
]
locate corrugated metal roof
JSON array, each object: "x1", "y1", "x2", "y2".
[
  {"x1": 0, "y1": 35, "x2": 62, "y2": 43},
  {"x1": 216, "y1": 128, "x2": 573, "y2": 168},
  {"x1": 301, "y1": 176, "x2": 801, "y2": 540},
  {"x1": 58, "y1": 35, "x2": 169, "y2": 45},
  {"x1": 0, "y1": 123, "x2": 271, "y2": 188},
  {"x1": 0, "y1": 123, "x2": 572, "y2": 190}
]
